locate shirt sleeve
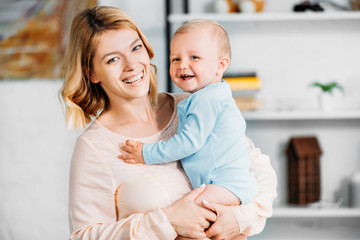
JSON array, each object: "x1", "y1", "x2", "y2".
[
  {"x1": 143, "y1": 95, "x2": 218, "y2": 164},
  {"x1": 231, "y1": 138, "x2": 278, "y2": 236},
  {"x1": 69, "y1": 137, "x2": 177, "y2": 240}
]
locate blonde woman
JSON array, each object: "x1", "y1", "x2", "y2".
[{"x1": 60, "y1": 6, "x2": 277, "y2": 240}]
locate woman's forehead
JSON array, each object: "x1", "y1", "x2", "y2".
[{"x1": 95, "y1": 28, "x2": 140, "y2": 54}]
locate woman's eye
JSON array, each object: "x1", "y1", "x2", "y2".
[
  {"x1": 191, "y1": 56, "x2": 199, "y2": 60},
  {"x1": 132, "y1": 44, "x2": 142, "y2": 51},
  {"x1": 107, "y1": 57, "x2": 119, "y2": 64}
]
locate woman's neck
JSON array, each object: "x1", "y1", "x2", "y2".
[{"x1": 98, "y1": 95, "x2": 159, "y2": 137}]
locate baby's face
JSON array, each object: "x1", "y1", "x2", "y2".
[{"x1": 169, "y1": 27, "x2": 222, "y2": 93}]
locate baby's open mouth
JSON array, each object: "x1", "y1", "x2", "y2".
[{"x1": 180, "y1": 74, "x2": 194, "y2": 81}]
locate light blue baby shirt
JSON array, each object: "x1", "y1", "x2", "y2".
[{"x1": 142, "y1": 81, "x2": 258, "y2": 204}]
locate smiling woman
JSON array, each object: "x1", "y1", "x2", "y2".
[
  {"x1": 60, "y1": 7, "x2": 158, "y2": 130},
  {"x1": 59, "y1": 6, "x2": 277, "y2": 240},
  {"x1": 90, "y1": 29, "x2": 150, "y2": 101}
]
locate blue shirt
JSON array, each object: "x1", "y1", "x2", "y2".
[{"x1": 142, "y1": 81, "x2": 258, "y2": 204}]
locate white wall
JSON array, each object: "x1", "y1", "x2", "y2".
[{"x1": 0, "y1": 80, "x2": 82, "y2": 239}]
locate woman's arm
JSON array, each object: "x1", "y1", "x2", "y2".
[
  {"x1": 203, "y1": 137, "x2": 278, "y2": 239},
  {"x1": 69, "y1": 137, "x2": 216, "y2": 240}
]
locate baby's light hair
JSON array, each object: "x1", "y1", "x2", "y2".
[{"x1": 173, "y1": 19, "x2": 231, "y2": 59}]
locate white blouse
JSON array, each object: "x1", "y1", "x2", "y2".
[{"x1": 69, "y1": 93, "x2": 277, "y2": 239}]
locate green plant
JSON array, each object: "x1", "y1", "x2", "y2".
[{"x1": 310, "y1": 81, "x2": 344, "y2": 95}]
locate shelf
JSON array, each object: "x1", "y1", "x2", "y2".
[
  {"x1": 242, "y1": 110, "x2": 360, "y2": 120},
  {"x1": 168, "y1": 12, "x2": 360, "y2": 23},
  {"x1": 273, "y1": 206, "x2": 360, "y2": 218}
]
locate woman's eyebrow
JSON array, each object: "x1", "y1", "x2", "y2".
[
  {"x1": 131, "y1": 38, "x2": 141, "y2": 46},
  {"x1": 101, "y1": 38, "x2": 142, "y2": 60}
]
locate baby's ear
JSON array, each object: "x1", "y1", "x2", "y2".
[{"x1": 217, "y1": 56, "x2": 230, "y2": 76}]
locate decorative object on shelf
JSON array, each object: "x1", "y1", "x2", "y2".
[
  {"x1": 310, "y1": 81, "x2": 344, "y2": 111},
  {"x1": 223, "y1": 72, "x2": 261, "y2": 91},
  {"x1": 307, "y1": 198, "x2": 342, "y2": 209},
  {"x1": 293, "y1": 1, "x2": 324, "y2": 12},
  {"x1": 236, "y1": 0, "x2": 265, "y2": 13},
  {"x1": 349, "y1": 171, "x2": 360, "y2": 208},
  {"x1": 224, "y1": 72, "x2": 263, "y2": 111},
  {"x1": 286, "y1": 136, "x2": 322, "y2": 205},
  {"x1": 234, "y1": 96, "x2": 263, "y2": 111},
  {"x1": 350, "y1": 0, "x2": 360, "y2": 10},
  {"x1": 214, "y1": 0, "x2": 240, "y2": 13},
  {"x1": 214, "y1": 0, "x2": 230, "y2": 13}
]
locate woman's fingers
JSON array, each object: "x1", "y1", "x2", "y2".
[
  {"x1": 200, "y1": 218, "x2": 211, "y2": 230},
  {"x1": 184, "y1": 184, "x2": 207, "y2": 201}
]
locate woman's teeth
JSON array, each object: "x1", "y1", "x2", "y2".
[{"x1": 123, "y1": 72, "x2": 143, "y2": 84}]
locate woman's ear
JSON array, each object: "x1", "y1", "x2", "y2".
[
  {"x1": 89, "y1": 70, "x2": 100, "y2": 84},
  {"x1": 216, "y1": 57, "x2": 230, "y2": 76}
]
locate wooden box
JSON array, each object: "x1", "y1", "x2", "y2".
[{"x1": 285, "y1": 137, "x2": 322, "y2": 205}]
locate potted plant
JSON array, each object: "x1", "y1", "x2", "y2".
[{"x1": 310, "y1": 81, "x2": 344, "y2": 111}]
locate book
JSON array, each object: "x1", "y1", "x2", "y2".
[{"x1": 223, "y1": 76, "x2": 262, "y2": 91}]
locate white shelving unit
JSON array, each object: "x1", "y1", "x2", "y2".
[
  {"x1": 167, "y1": 1, "x2": 360, "y2": 238},
  {"x1": 242, "y1": 110, "x2": 360, "y2": 120},
  {"x1": 273, "y1": 206, "x2": 360, "y2": 218},
  {"x1": 168, "y1": 12, "x2": 360, "y2": 23}
]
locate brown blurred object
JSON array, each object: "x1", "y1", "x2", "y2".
[
  {"x1": 234, "y1": 96, "x2": 263, "y2": 111},
  {"x1": 350, "y1": 0, "x2": 360, "y2": 10},
  {"x1": 0, "y1": 0, "x2": 97, "y2": 80},
  {"x1": 286, "y1": 137, "x2": 322, "y2": 205},
  {"x1": 226, "y1": 0, "x2": 240, "y2": 12},
  {"x1": 250, "y1": 0, "x2": 265, "y2": 12},
  {"x1": 237, "y1": 0, "x2": 265, "y2": 13}
]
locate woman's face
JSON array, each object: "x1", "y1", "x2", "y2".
[{"x1": 90, "y1": 28, "x2": 151, "y2": 102}]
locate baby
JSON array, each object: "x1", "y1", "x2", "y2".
[{"x1": 120, "y1": 19, "x2": 258, "y2": 238}]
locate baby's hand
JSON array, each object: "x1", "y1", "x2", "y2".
[{"x1": 118, "y1": 140, "x2": 145, "y2": 164}]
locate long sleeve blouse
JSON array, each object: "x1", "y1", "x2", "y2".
[{"x1": 68, "y1": 93, "x2": 277, "y2": 240}]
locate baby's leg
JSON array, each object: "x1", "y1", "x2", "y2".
[
  {"x1": 175, "y1": 237, "x2": 207, "y2": 240},
  {"x1": 195, "y1": 184, "x2": 240, "y2": 206},
  {"x1": 232, "y1": 234, "x2": 247, "y2": 240}
]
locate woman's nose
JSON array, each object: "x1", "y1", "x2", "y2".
[{"x1": 123, "y1": 56, "x2": 136, "y2": 71}]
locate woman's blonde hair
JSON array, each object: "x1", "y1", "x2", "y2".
[{"x1": 60, "y1": 6, "x2": 158, "y2": 129}]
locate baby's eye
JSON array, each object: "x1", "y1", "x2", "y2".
[
  {"x1": 107, "y1": 57, "x2": 119, "y2": 64},
  {"x1": 191, "y1": 56, "x2": 199, "y2": 60},
  {"x1": 171, "y1": 58, "x2": 180, "y2": 62}
]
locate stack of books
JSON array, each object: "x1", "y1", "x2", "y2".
[{"x1": 223, "y1": 72, "x2": 263, "y2": 111}]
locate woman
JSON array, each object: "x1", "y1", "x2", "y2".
[{"x1": 60, "y1": 6, "x2": 277, "y2": 240}]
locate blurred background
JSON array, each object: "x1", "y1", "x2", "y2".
[{"x1": 0, "y1": 0, "x2": 359, "y2": 239}]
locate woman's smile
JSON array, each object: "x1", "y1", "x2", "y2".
[{"x1": 122, "y1": 70, "x2": 144, "y2": 87}]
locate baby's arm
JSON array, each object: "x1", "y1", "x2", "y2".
[
  {"x1": 118, "y1": 140, "x2": 145, "y2": 164},
  {"x1": 143, "y1": 95, "x2": 219, "y2": 165}
]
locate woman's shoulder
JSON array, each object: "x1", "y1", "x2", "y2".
[
  {"x1": 160, "y1": 92, "x2": 189, "y2": 105},
  {"x1": 75, "y1": 120, "x2": 117, "y2": 147}
]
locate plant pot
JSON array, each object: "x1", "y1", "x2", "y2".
[{"x1": 318, "y1": 93, "x2": 334, "y2": 111}]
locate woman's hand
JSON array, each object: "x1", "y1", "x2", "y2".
[
  {"x1": 163, "y1": 185, "x2": 217, "y2": 239},
  {"x1": 202, "y1": 201, "x2": 242, "y2": 240}
]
